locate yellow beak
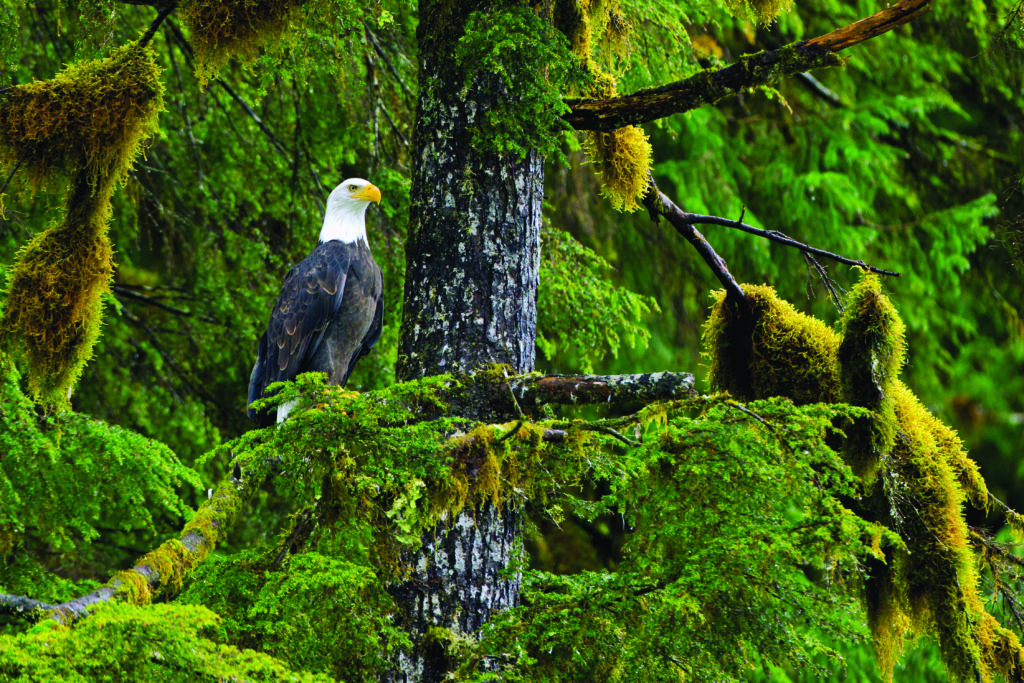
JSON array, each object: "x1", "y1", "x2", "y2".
[{"x1": 355, "y1": 184, "x2": 382, "y2": 205}]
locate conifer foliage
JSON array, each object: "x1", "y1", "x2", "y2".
[{"x1": 0, "y1": 0, "x2": 1022, "y2": 680}]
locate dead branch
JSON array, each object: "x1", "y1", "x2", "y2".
[
  {"x1": 1, "y1": 593, "x2": 56, "y2": 617},
  {"x1": 680, "y1": 211, "x2": 901, "y2": 277},
  {"x1": 508, "y1": 371, "x2": 695, "y2": 413},
  {"x1": 641, "y1": 177, "x2": 747, "y2": 305},
  {"x1": 564, "y1": 0, "x2": 931, "y2": 131}
]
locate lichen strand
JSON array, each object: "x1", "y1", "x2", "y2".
[
  {"x1": 0, "y1": 175, "x2": 115, "y2": 406},
  {"x1": 703, "y1": 284, "x2": 841, "y2": 404},
  {"x1": 0, "y1": 42, "x2": 163, "y2": 190},
  {"x1": 702, "y1": 278, "x2": 1019, "y2": 682},
  {"x1": 553, "y1": 0, "x2": 652, "y2": 212},
  {"x1": 178, "y1": 0, "x2": 301, "y2": 86}
]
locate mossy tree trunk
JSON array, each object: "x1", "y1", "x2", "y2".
[{"x1": 391, "y1": 2, "x2": 543, "y2": 681}]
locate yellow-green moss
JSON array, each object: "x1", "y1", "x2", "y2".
[
  {"x1": 0, "y1": 175, "x2": 114, "y2": 407},
  {"x1": 111, "y1": 569, "x2": 152, "y2": 605},
  {"x1": 179, "y1": 0, "x2": 302, "y2": 86},
  {"x1": 554, "y1": 0, "x2": 651, "y2": 212},
  {"x1": 836, "y1": 273, "x2": 906, "y2": 480},
  {"x1": 0, "y1": 42, "x2": 163, "y2": 191},
  {"x1": 723, "y1": 0, "x2": 794, "y2": 26},
  {"x1": 703, "y1": 284, "x2": 841, "y2": 404},
  {"x1": 137, "y1": 539, "x2": 192, "y2": 594},
  {"x1": 583, "y1": 126, "x2": 652, "y2": 213},
  {"x1": 701, "y1": 276, "x2": 1017, "y2": 682}
]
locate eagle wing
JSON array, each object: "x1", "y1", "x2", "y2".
[{"x1": 248, "y1": 242, "x2": 351, "y2": 423}]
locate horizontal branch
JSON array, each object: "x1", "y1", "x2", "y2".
[
  {"x1": 564, "y1": 0, "x2": 931, "y2": 131},
  {"x1": 509, "y1": 371, "x2": 695, "y2": 412},
  {"x1": 0, "y1": 593, "x2": 56, "y2": 617}
]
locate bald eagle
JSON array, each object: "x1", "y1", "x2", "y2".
[{"x1": 247, "y1": 178, "x2": 383, "y2": 427}]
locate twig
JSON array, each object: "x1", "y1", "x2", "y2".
[
  {"x1": 215, "y1": 80, "x2": 290, "y2": 159},
  {"x1": 803, "y1": 252, "x2": 845, "y2": 313},
  {"x1": 111, "y1": 283, "x2": 220, "y2": 323},
  {"x1": 0, "y1": 154, "x2": 25, "y2": 197},
  {"x1": 138, "y1": 4, "x2": 176, "y2": 49},
  {"x1": 680, "y1": 211, "x2": 901, "y2": 277},
  {"x1": 642, "y1": 177, "x2": 747, "y2": 305}
]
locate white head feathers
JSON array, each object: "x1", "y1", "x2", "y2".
[{"x1": 319, "y1": 178, "x2": 382, "y2": 244}]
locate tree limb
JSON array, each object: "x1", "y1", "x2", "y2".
[
  {"x1": 563, "y1": 0, "x2": 931, "y2": 131},
  {"x1": 641, "y1": 177, "x2": 747, "y2": 305},
  {"x1": 46, "y1": 468, "x2": 257, "y2": 624},
  {"x1": 508, "y1": 371, "x2": 695, "y2": 412},
  {"x1": 0, "y1": 593, "x2": 56, "y2": 617}
]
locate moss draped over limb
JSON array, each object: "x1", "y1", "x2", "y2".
[
  {"x1": 0, "y1": 42, "x2": 163, "y2": 407},
  {"x1": 702, "y1": 273, "x2": 1022, "y2": 682}
]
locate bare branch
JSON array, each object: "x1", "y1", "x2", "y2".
[
  {"x1": 1, "y1": 593, "x2": 56, "y2": 617},
  {"x1": 680, "y1": 211, "x2": 901, "y2": 277},
  {"x1": 641, "y1": 177, "x2": 747, "y2": 305},
  {"x1": 564, "y1": 0, "x2": 931, "y2": 131},
  {"x1": 138, "y1": 4, "x2": 177, "y2": 49},
  {"x1": 508, "y1": 370, "x2": 695, "y2": 413}
]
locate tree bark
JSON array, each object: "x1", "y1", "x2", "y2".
[{"x1": 392, "y1": 1, "x2": 543, "y2": 680}]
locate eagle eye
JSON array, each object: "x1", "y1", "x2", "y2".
[{"x1": 348, "y1": 184, "x2": 358, "y2": 191}]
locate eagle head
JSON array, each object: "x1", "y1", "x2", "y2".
[{"x1": 320, "y1": 178, "x2": 382, "y2": 243}]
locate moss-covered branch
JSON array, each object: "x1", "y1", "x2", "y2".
[
  {"x1": 563, "y1": 0, "x2": 930, "y2": 131},
  {"x1": 45, "y1": 468, "x2": 256, "y2": 625}
]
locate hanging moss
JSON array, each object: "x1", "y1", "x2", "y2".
[
  {"x1": 0, "y1": 42, "x2": 163, "y2": 191},
  {"x1": 723, "y1": 0, "x2": 794, "y2": 26},
  {"x1": 179, "y1": 0, "x2": 302, "y2": 86},
  {"x1": 702, "y1": 276, "x2": 1024, "y2": 682},
  {"x1": 0, "y1": 174, "x2": 114, "y2": 407},
  {"x1": 0, "y1": 42, "x2": 163, "y2": 408},
  {"x1": 835, "y1": 273, "x2": 905, "y2": 480},
  {"x1": 583, "y1": 126, "x2": 652, "y2": 213},
  {"x1": 553, "y1": 0, "x2": 652, "y2": 212}
]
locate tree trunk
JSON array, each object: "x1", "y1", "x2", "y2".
[{"x1": 390, "y1": 2, "x2": 543, "y2": 681}]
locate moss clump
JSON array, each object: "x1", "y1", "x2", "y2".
[
  {"x1": 583, "y1": 126, "x2": 652, "y2": 213},
  {"x1": 179, "y1": 0, "x2": 301, "y2": 86},
  {"x1": 0, "y1": 42, "x2": 163, "y2": 191},
  {"x1": 702, "y1": 284, "x2": 841, "y2": 404},
  {"x1": 0, "y1": 175, "x2": 114, "y2": 406},
  {"x1": 835, "y1": 273, "x2": 906, "y2": 480},
  {"x1": 723, "y1": 0, "x2": 794, "y2": 25}
]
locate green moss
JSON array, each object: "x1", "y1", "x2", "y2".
[
  {"x1": 701, "y1": 277, "x2": 1018, "y2": 682},
  {"x1": 0, "y1": 175, "x2": 114, "y2": 407},
  {"x1": 703, "y1": 284, "x2": 841, "y2": 404},
  {"x1": 836, "y1": 273, "x2": 906, "y2": 480},
  {"x1": 179, "y1": 0, "x2": 301, "y2": 86},
  {"x1": 0, "y1": 42, "x2": 163, "y2": 190}
]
